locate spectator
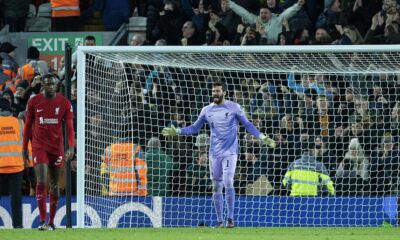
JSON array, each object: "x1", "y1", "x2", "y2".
[
  {"x1": 185, "y1": 152, "x2": 212, "y2": 195},
  {"x1": 369, "y1": 134, "x2": 399, "y2": 195},
  {"x1": 16, "y1": 46, "x2": 40, "y2": 85},
  {"x1": 2, "y1": 0, "x2": 29, "y2": 32},
  {"x1": 333, "y1": 24, "x2": 364, "y2": 44},
  {"x1": 0, "y1": 56, "x2": 11, "y2": 87},
  {"x1": 50, "y1": 0, "x2": 81, "y2": 31},
  {"x1": 194, "y1": 133, "x2": 210, "y2": 155},
  {"x1": 335, "y1": 138, "x2": 369, "y2": 195},
  {"x1": 145, "y1": 137, "x2": 174, "y2": 196},
  {"x1": 152, "y1": 0, "x2": 185, "y2": 45},
  {"x1": 13, "y1": 80, "x2": 29, "y2": 117},
  {"x1": 350, "y1": 0, "x2": 381, "y2": 37},
  {"x1": 131, "y1": 34, "x2": 146, "y2": 46},
  {"x1": 315, "y1": 136, "x2": 337, "y2": 177},
  {"x1": 277, "y1": 18, "x2": 293, "y2": 45},
  {"x1": 0, "y1": 42, "x2": 19, "y2": 80},
  {"x1": 218, "y1": 0, "x2": 241, "y2": 42},
  {"x1": 312, "y1": 27, "x2": 332, "y2": 44},
  {"x1": 71, "y1": 35, "x2": 96, "y2": 69},
  {"x1": 228, "y1": 0, "x2": 305, "y2": 44},
  {"x1": 101, "y1": 138, "x2": 148, "y2": 196},
  {"x1": 265, "y1": 0, "x2": 284, "y2": 14},
  {"x1": 179, "y1": 0, "x2": 208, "y2": 36},
  {"x1": 293, "y1": 27, "x2": 310, "y2": 44},
  {"x1": 364, "y1": 12, "x2": 400, "y2": 44},
  {"x1": 0, "y1": 98, "x2": 29, "y2": 228},
  {"x1": 87, "y1": 0, "x2": 132, "y2": 31},
  {"x1": 181, "y1": 21, "x2": 205, "y2": 45},
  {"x1": 282, "y1": 140, "x2": 335, "y2": 196},
  {"x1": 316, "y1": 0, "x2": 341, "y2": 32}
]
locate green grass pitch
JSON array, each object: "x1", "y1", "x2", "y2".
[{"x1": 1, "y1": 227, "x2": 399, "y2": 240}]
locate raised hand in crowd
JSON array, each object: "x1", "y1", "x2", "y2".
[
  {"x1": 370, "y1": 13, "x2": 379, "y2": 30},
  {"x1": 297, "y1": 0, "x2": 306, "y2": 6},
  {"x1": 256, "y1": 18, "x2": 266, "y2": 37},
  {"x1": 335, "y1": 24, "x2": 344, "y2": 35},
  {"x1": 353, "y1": 0, "x2": 362, "y2": 12},
  {"x1": 282, "y1": 18, "x2": 290, "y2": 32},
  {"x1": 237, "y1": 24, "x2": 245, "y2": 34}
]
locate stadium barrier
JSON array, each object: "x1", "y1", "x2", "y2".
[{"x1": 0, "y1": 196, "x2": 397, "y2": 228}]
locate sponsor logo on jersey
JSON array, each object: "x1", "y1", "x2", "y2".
[
  {"x1": 36, "y1": 109, "x2": 43, "y2": 112},
  {"x1": 39, "y1": 117, "x2": 59, "y2": 124}
]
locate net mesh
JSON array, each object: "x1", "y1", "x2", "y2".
[{"x1": 80, "y1": 49, "x2": 400, "y2": 227}]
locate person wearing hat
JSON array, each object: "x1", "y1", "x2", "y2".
[
  {"x1": 0, "y1": 97, "x2": 30, "y2": 228},
  {"x1": 195, "y1": 133, "x2": 210, "y2": 152},
  {"x1": 283, "y1": 138, "x2": 335, "y2": 196},
  {"x1": 144, "y1": 137, "x2": 174, "y2": 196},
  {"x1": 0, "y1": 42, "x2": 19, "y2": 79}
]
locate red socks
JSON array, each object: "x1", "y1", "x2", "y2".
[
  {"x1": 36, "y1": 183, "x2": 47, "y2": 222},
  {"x1": 48, "y1": 193, "x2": 59, "y2": 225}
]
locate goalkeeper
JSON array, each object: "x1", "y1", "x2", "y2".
[{"x1": 162, "y1": 81, "x2": 275, "y2": 228}]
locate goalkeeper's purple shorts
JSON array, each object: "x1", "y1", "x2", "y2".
[{"x1": 210, "y1": 154, "x2": 237, "y2": 181}]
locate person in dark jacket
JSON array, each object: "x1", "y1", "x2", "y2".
[{"x1": 2, "y1": 0, "x2": 29, "y2": 32}]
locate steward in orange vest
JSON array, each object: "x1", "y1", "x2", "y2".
[
  {"x1": 0, "y1": 98, "x2": 31, "y2": 228},
  {"x1": 51, "y1": 0, "x2": 81, "y2": 31},
  {"x1": 101, "y1": 139, "x2": 148, "y2": 196},
  {"x1": 51, "y1": 0, "x2": 80, "y2": 17}
]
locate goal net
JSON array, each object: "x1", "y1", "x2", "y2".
[{"x1": 77, "y1": 46, "x2": 399, "y2": 228}]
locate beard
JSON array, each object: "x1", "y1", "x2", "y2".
[{"x1": 213, "y1": 95, "x2": 224, "y2": 104}]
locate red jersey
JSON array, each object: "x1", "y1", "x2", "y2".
[{"x1": 24, "y1": 93, "x2": 74, "y2": 155}]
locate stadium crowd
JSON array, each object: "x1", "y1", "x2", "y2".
[{"x1": 0, "y1": 0, "x2": 399, "y2": 201}]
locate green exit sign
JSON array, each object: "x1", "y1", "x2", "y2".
[{"x1": 28, "y1": 33, "x2": 103, "y2": 54}]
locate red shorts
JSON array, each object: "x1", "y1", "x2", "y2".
[{"x1": 32, "y1": 149, "x2": 64, "y2": 168}]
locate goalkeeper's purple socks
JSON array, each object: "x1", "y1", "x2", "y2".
[
  {"x1": 213, "y1": 193, "x2": 224, "y2": 223},
  {"x1": 225, "y1": 187, "x2": 235, "y2": 220}
]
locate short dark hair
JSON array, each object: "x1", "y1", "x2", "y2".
[
  {"x1": 85, "y1": 35, "x2": 96, "y2": 42},
  {"x1": 42, "y1": 73, "x2": 56, "y2": 83},
  {"x1": 212, "y1": 80, "x2": 227, "y2": 91}
]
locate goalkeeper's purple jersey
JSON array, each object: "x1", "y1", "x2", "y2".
[{"x1": 180, "y1": 100, "x2": 262, "y2": 157}]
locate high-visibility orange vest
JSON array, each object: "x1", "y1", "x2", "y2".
[
  {"x1": 0, "y1": 116, "x2": 31, "y2": 173},
  {"x1": 15, "y1": 64, "x2": 35, "y2": 85},
  {"x1": 2, "y1": 69, "x2": 16, "y2": 79},
  {"x1": 51, "y1": 0, "x2": 80, "y2": 18},
  {"x1": 0, "y1": 80, "x2": 16, "y2": 93},
  {"x1": 102, "y1": 142, "x2": 148, "y2": 196}
]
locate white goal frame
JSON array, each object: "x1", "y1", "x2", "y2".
[{"x1": 76, "y1": 45, "x2": 400, "y2": 228}]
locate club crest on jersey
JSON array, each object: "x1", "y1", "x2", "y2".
[{"x1": 55, "y1": 107, "x2": 60, "y2": 115}]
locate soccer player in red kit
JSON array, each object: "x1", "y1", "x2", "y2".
[{"x1": 22, "y1": 74, "x2": 75, "y2": 231}]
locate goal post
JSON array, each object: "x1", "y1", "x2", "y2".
[{"x1": 77, "y1": 45, "x2": 400, "y2": 228}]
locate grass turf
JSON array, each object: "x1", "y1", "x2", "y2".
[{"x1": 1, "y1": 227, "x2": 399, "y2": 240}]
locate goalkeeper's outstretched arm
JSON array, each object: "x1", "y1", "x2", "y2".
[
  {"x1": 235, "y1": 105, "x2": 276, "y2": 148},
  {"x1": 162, "y1": 109, "x2": 207, "y2": 136}
]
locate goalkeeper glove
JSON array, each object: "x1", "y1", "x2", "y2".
[
  {"x1": 162, "y1": 125, "x2": 179, "y2": 137},
  {"x1": 260, "y1": 134, "x2": 276, "y2": 148}
]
